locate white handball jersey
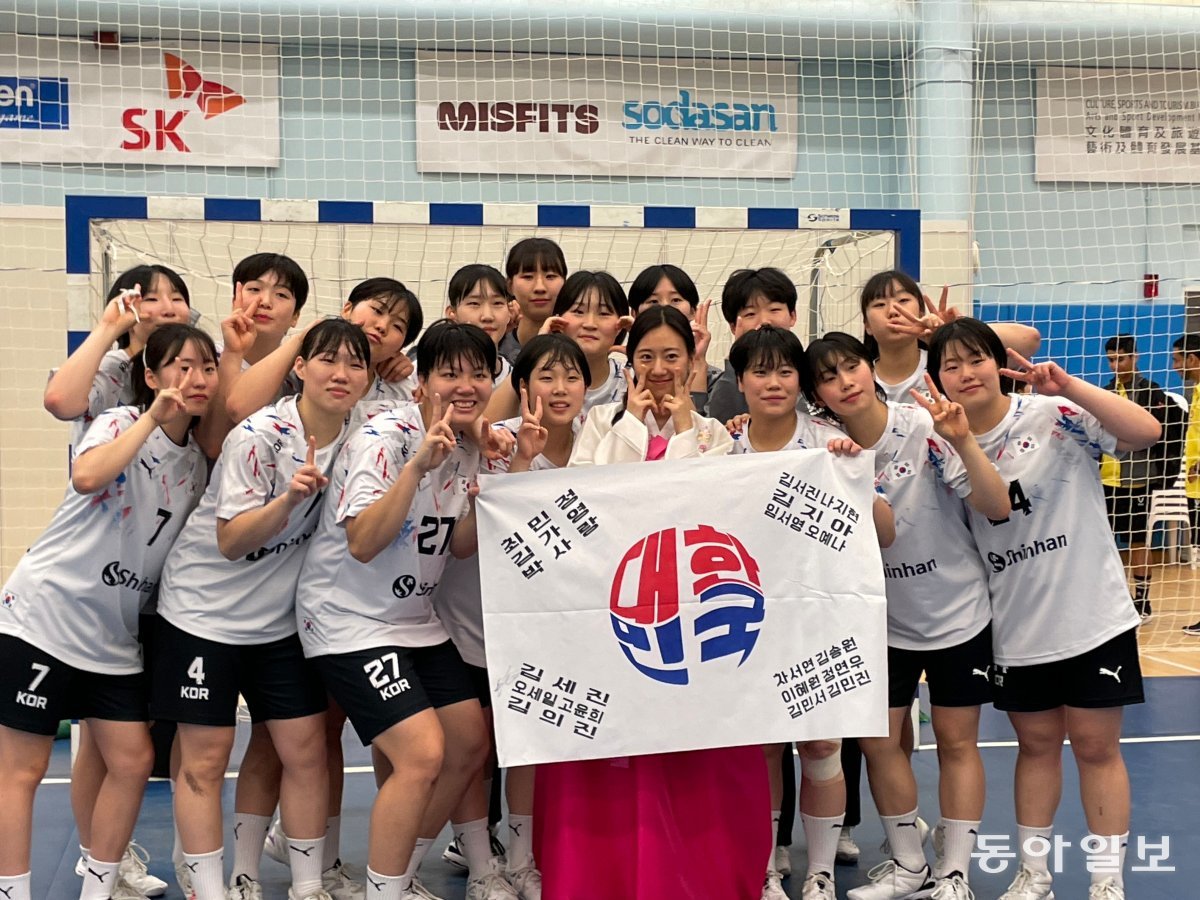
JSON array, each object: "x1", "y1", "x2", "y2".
[
  {"x1": 50, "y1": 348, "x2": 135, "y2": 459},
  {"x1": 1, "y1": 407, "x2": 206, "y2": 674},
  {"x1": 869, "y1": 403, "x2": 991, "y2": 651},
  {"x1": 968, "y1": 393, "x2": 1140, "y2": 666},
  {"x1": 585, "y1": 357, "x2": 627, "y2": 413},
  {"x1": 728, "y1": 410, "x2": 847, "y2": 455},
  {"x1": 433, "y1": 415, "x2": 569, "y2": 667},
  {"x1": 157, "y1": 396, "x2": 352, "y2": 645},
  {"x1": 297, "y1": 402, "x2": 480, "y2": 657},
  {"x1": 876, "y1": 349, "x2": 928, "y2": 406}
]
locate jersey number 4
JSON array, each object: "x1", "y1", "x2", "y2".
[
  {"x1": 417, "y1": 515, "x2": 456, "y2": 555},
  {"x1": 988, "y1": 479, "x2": 1033, "y2": 526}
]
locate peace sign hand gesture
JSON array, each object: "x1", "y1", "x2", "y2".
[
  {"x1": 412, "y1": 394, "x2": 457, "y2": 474},
  {"x1": 624, "y1": 368, "x2": 657, "y2": 422},
  {"x1": 662, "y1": 372, "x2": 695, "y2": 434},
  {"x1": 288, "y1": 435, "x2": 329, "y2": 506},
  {"x1": 889, "y1": 285, "x2": 959, "y2": 339},
  {"x1": 691, "y1": 299, "x2": 713, "y2": 362},
  {"x1": 221, "y1": 287, "x2": 259, "y2": 356},
  {"x1": 515, "y1": 386, "x2": 549, "y2": 463},
  {"x1": 910, "y1": 373, "x2": 970, "y2": 443},
  {"x1": 1000, "y1": 348, "x2": 1073, "y2": 396}
]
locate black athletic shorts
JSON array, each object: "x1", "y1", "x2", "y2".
[
  {"x1": 992, "y1": 627, "x2": 1144, "y2": 713},
  {"x1": 150, "y1": 619, "x2": 327, "y2": 726},
  {"x1": 467, "y1": 663, "x2": 492, "y2": 708},
  {"x1": 0, "y1": 634, "x2": 147, "y2": 735},
  {"x1": 1104, "y1": 484, "x2": 1150, "y2": 545},
  {"x1": 887, "y1": 623, "x2": 994, "y2": 708},
  {"x1": 314, "y1": 640, "x2": 478, "y2": 745}
]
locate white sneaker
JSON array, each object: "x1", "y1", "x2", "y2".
[
  {"x1": 930, "y1": 873, "x2": 974, "y2": 900},
  {"x1": 773, "y1": 845, "x2": 792, "y2": 877},
  {"x1": 175, "y1": 861, "x2": 196, "y2": 896},
  {"x1": 114, "y1": 842, "x2": 167, "y2": 898},
  {"x1": 802, "y1": 871, "x2": 836, "y2": 900},
  {"x1": 997, "y1": 864, "x2": 1055, "y2": 900},
  {"x1": 881, "y1": 816, "x2": 931, "y2": 856},
  {"x1": 1088, "y1": 878, "x2": 1124, "y2": 900},
  {"x1": 410, "y1": 877, "x2": 445, "y2": 900},
  {"x1": 264, "y1": 818, "x2": 289, "y2": 866},
  {"x1": 506, "y1": 863, "x2": 543, "y2": 900},
  {"x1": 761, "y1": 871, "x2": 788, "y2": 900},
  {"x1": 288, "y1": 889, "x2": 334, "y2": 900},
  {"x1": 846, "y1": 859, "x2": 934, "y2": 900},
  {"x1": 228, "y1": 875, "x2": 265, "y2": 900},
  {"x1": 111, "y1": 875, "x2": 151, "y2": 900},
  {"x1": 466, "y1": 858, "x2": 521, "y2": 900},
  {"x1": 837, "y1": 826, "x2": 861, "y2": 865},
  {"x1": 323, "y1": 859, "x2": 365, "y2": 900}
]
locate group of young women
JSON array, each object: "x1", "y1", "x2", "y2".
[{"x1": 0, "y1": 240, "x2": 1157, "y2": 900}]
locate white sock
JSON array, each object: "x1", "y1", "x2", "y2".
[
  {"x1": 183, "y1": 848, "x2": 225, "y2": 900},
  {"x1": 1017, "y1": 823, "x2": 1054, "y2": 875},
  {"x1": 1086, "y1": 832, "x2": 1128, "y2": 887},
  {"x1": 323, "y1": 815, "x2": 342, "y2": 870},
  {"x1": 229, "y1": 812, "x2": 271, "y2": 884},
  {"x1": 767, "y1": 809, "x2": 781, "y2": 871},
  {"x1": 0, "y1": 872, "x2": 31, "y2": 900},
  {"x1": 406, "y1": 837, "x2": 434, "y2": 875},
  {"x1": 801, "y1": 812, "x2": 844, "y2": 877},
  {"x1": 287, "y1": 836, "x2": 325, "y2": 896},
  {"x1": 454, "y1": 818, "x2": 493, "y2": 880},
  {"x1": 78, "y1": 844, "x2": 90, "y2": 864},
  {"x1": 937, "y1": 818, "x2": 980, "y2": 879},
  {"x1": 170, "y1": 780, "x2": 184, "y2": 868},
  {"x1": 881, "y1": 809, "x2": 927, "y2": 871},
  {"x1": 78, "y1": 857, "x2": 119, "y2": 900},
  {"x1": 365, "y1": 867, "x2": 407, "y2": 899},
  {"x1": 506, "y1": 814, "x2": 535, "y2": 871}
]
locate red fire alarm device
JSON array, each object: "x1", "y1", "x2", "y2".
[{"x1": 1144, "y1": 273, "x2": 1159, "y2": 300}]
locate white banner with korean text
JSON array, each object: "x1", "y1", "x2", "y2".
[
  {"x1": 1035, "y1": 66, "x2": 1200, "y2": 184},
  {"x1": 476, "y1": 451, "x2": 888, "y2": 767},
  {"x1": 0, "y1": 35, "x2": 279, "y2": 166},
  {"x1": 415, "y1": 52, "x2": 798, "y2": 178}
]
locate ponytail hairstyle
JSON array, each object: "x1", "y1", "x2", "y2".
[
  {"x1": 859, "y1": 269, "x2": 924, "y2": 361},
  {"x1": 130, "y1": 323, "x2": 217, "y2": 411},
  {"x1": 612, "y1": 305, "x2": 695, "y2": 425},
  {"x1": 801, "y1": 331, "x2": 886, "y2": 422},
  {"x1": 108, "y1": 264, "x2": 191, "y2": 349}
]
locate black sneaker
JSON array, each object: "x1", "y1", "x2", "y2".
[
  {"x1": 441, "y1": 837, "x2": 467, "y2": 871},
  {"x1": 1183, "y1": 620, "x2": 1200, "y2": 636}
]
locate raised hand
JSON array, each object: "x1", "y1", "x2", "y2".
[
  {"x1": 691, "y1": 299, "x2": 713, "y2": 362},
  {"x1": 726, "y1": 412, "x2": 751, "y2": 436},
  {"x1": 617, "y1": 314, "x2": 635, "y2": 332},
  {"x1": 101, "y1": 284, "x2": 142, "y2": 333},
  {"x1": 539, "y1": 315, "x2": 571, "y2": 336},
  {"x1": 377, "y1": 352, "x2": 414, "y2": 384},
  {"x1": 1000, "y1": 348, "x2": 1073, "y2": 396},
  {"x1": 412, "y1": 394, "x2": 457, "y2": 473},
  {"x1": 624, "y1": 368, "x2": 657, "y2": 422},
  {"x1": 288, "y1": 435, "x2": 329, "y2": 505},
  {"x1": 889, "y1": 285, "x2": 958, "y2": 339},
  {"x1": 910, "y1": 373, "x2": 970, "y2": 442},
  {"x1": 515, "y1": 386, "x2": 549, "y2": 462},
  {"x1": 220, "y1": 293, "x2": 259, "y2": 356},
  {"x1": 662, "y1": 372, "x2": 696, "y2": 432},
  {"x1": 148, "y1": 363, "x2": 193, "y2": 425}
]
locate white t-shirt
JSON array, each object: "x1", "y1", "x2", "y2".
[
  {"x1": 877, "y1": 349, "x2": 928, "y2": 406},
  {"x1": 585, "y1": 357, "x2": 627, "y2": 413},
  {"x1": 50, "y1": 348, "x2": 136, "y2": 459},
  {"x1": 157, "y1": 396, "x2": 352, "y2": 645},
  {"x1": 870, "y1": 403, "x2": 991, "y2": 651},
  {"x1": 968, "y1": 393, "x2": 1141, "y2": 666},
  {"x1": 297, "y1": 402, "x2": 480, "y2": 657},
  {"x1": 1, "y1": 407, "x2": 206, "y2": 674},
  {"x1": 728, "y1": 410, "x2": 847, "y2": 454}
]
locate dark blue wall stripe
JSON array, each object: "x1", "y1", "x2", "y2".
[
  {"x1": 204, "y1": 198, "x2": 261, "y2": 222},
  {"x1": 644, "y1": 207, "x2": 696, "y2": 229},
  {"x1": 538, "y1": 205, "x2": 590, "y2": 228},
  {"x1": 849, "y1": 208, "x2": 921, "y2": 281},
  {"x1": 65, "y1": 195, "x2": 148, "y2": 275},
  {"x1": 747, "y1": 208, "x2": 799, "y2": 230},
  {"x1": 318, "y1": 201, "x2": 373, "y2": 224},
  {"x1": 429, "y1": 203, "x2": 484, "y2": 226}
]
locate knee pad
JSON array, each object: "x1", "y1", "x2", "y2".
[{"x1": 799, "y1": 740, "x2": 843, "y2": 783}]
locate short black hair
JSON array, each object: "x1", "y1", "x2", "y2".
[
  {"x1": 232, "y1": 253, "x2": 310, "y2": 313},
  {"x1": 130, "y1": 323, "x2": 218, "y2": 410},
  {"x1": 1173, "y1": 334, "x2": 1200, "y2": 356},
  {"x1": 927, "y1": 318, "x2": 1010, "y2": 395},
  {"x1": 346, "y1": 277, "x2": 423, "y2": 343},
  {"x1": 799, "y1": 331, "x2": 885, "y2": 415},
  {"x1": 720, "y1": 268, "x2": 797, "y2": 326},
  {"x1": 299, "y1": 317, "x2": 371, "y2": 368},
  {"x1": 729, "y1": 325, "x2": 806, "y2": 378},
  {"x1": 108, "y1": 264, "x2": 191, "y2": 349},
  {"x1": 1105, "y1": 333, "x2": 1138, "y2": 355},
  {"x1": 552, "y1": 270, "x2": 630, "y2": 318},
  {"x1": 510, "y1": 333, "x2": 591, "y2": 394},
  {"x1": 628, "y1": 264, "x2": 700, "y2": 313},
  {"x1": 505, "y1": 238, "x2": 567, "y2": 279},
  {"x1": 416, "y1": 319, "x2": 497, "y2": 380},
  {"x1": 860, "y1": 269, "x2": 924, "y2": 360},
  {"x1": 448, "y1": 264, "x2": 510, "y2": 308}
]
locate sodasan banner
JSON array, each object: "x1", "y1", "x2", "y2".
[
  {"x1": 1036, "y1": 66, "x2": 1200, "y2": 184},
  {"x1": 416, "y1": 52, "x2": 798, "y2": 178},
  {"x1": 0, "y1": 36, "x2": 279, "y2": 166},
  {"x1": 476, "y1": 451, "x2": 888, "y2": 768}
]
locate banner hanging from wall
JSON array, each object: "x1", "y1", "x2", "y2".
[
  {"x1": 1035, "y1": 66, "x2": 1200, "y2": 184},
  {"x1": 0, "y1": 36, "x2": 279, "y2": 167},
  {"x1": 415, "y1": 52, "x2": 798, "y2": 179},
  {"x1": 475, "y1": 451, "x2": 888, "y2": 768}
]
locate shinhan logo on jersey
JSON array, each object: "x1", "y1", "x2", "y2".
[
  {"x1": 100, "y1": 560, "x2": 157, "y2": 595},
  {"x1": 609, "y1": 525, "x2": 764, "y2": 686},
  {"x1": 0, "y1": 77, "x2": 69, "y2": 130},
  {"x1": 121, "y1": 53, "x2": 245, "y2": 153},
  {"x1": 623, "y1": 91, "x2": 778, "y2": 133}
]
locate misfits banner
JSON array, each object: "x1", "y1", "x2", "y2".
[
  {"x1": 415, "y1": 52, "x2": 798, "y2": 178},
  {"x1": 476, "y1": 451, "x2": 888, "y2": 767},
  {"x1": 1036, "y1": 66, "x2": 1200, "y2": 184},
  {"x1": 0, "y1": 36, "x2": 279, "y2": 166}
]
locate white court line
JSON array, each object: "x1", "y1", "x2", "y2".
[{"x1": 1143, "y1": 652, "x2": 1200, "y2": 675}]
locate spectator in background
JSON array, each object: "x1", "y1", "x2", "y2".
[
  {"x1": 1102, "y1": 335, "x2": 1183, "y2": 619},
  {"x1": 1170, "y1": 334, "x2": 1200, "y2": 634}
]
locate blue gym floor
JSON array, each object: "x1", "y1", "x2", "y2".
[{"x1": 30, "y1": 677, "x2": 1199, "y2": 898}]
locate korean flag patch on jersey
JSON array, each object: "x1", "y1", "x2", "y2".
[
  {"x1": 886, "y1": 459, "x2": 916, "y2": 481},
  {"x1": 1014, "y1": 435, "x2": 1040, "y2": 455}
]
